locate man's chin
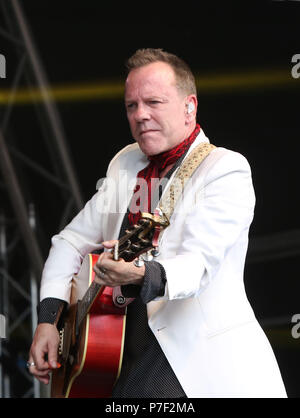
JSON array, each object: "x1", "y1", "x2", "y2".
[
  {"x1": 135, "y1": 130, "x2": 173, "y2": 156},
  {"x1": 136, "y1": 136, "x2": 161, "y2": 156},
  {"x1": 139, "y1": 144, "x2": 167, "y2": 157}
]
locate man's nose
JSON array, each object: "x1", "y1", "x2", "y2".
[{"x1": 134, "y1": 103, "x2": 150, "y2": 122}]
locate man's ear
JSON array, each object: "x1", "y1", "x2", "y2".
[{"x1": 185, "y1": 95, "x2": 198, "y2": 121}]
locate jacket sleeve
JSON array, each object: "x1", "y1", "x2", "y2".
[
  {"x1": 39, "y1": 188, "x2": 106, "y2": 303},
  {"x1": 157, "y1": 150, "x2": 256, "y2": 301}
]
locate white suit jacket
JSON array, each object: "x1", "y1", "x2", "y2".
[{"x1": 40, "y1": 130, "x2": 287, "y2": 397}]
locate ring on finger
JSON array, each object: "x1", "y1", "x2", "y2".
[
  {"x1": 99, "y1": 267, "x2": 106, "y2": 278},
  {"x1": 27, "y1": 361, "x2": 35, "y2": 368}
]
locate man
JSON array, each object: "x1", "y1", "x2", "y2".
[{"x1": 28, "y1": 48, "x2": 287, "y2": 397}]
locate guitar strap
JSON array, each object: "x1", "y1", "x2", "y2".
[{"x1": 158, "y1": 142, "x2": 216, "y2": 221}]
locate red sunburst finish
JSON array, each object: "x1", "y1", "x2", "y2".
[{"x1": 51, "y1": 254, "x2": 126, "y2": 398}]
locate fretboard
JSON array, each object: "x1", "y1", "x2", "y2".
[{"x1": 77, "y1": 280, "x2": 104, "y2": 328}]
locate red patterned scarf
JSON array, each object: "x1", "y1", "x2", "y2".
[{"x1": 128, "y1": 124, "x2": 201, "y2": 225}]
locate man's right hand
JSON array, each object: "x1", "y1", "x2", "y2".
[{"x1": 28, "y1": 323, "x2": 60, "y2": 385}]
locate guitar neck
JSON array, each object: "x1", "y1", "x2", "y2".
[{"x1": 76, "y1": 280, "x2": 104, "y2": 329}]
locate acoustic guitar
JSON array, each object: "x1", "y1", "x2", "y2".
[{"x1": 50, "y1": 211, "x2": 169, "y2": 398}]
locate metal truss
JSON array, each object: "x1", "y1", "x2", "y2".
[
  {"x1": 0, "y1": 207, "x2": 40, "y2": 398},
  {"x1": 0, "y1": 0, "x2": 84, "y2": 398}
]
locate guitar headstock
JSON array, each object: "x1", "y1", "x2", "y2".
[{"x1": 113, "y1": 211, "x2": 169, "y2": 263}]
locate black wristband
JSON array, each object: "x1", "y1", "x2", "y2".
[
  {"x1": 140, "y1": 260, "x2": 167, "y2": 304},
  {"x1": 37, "y1": 297, "x2": 67, "y2": 325}
]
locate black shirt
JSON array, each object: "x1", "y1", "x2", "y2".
[{"x1": 111, "y1": 156, "x2": 187, "y2": 398}]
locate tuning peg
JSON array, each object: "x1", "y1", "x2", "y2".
[
  {"x1": 142, "y1": 250, "x2": 154, "y2": 262},
  {"x1": 151, "y1": 248, "x2": 160, "y2": 257},
  {"x1": 113, "y1": 241, "x2": 119, "y2": 261},
  {"x1": 134, "y1": 256, "x2": 145, "y2": 267}
]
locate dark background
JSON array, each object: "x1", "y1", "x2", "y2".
[{"x1": 0, "y1": 0, "x2": 299, "y2": 397}]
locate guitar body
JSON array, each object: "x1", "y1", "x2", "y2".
[{"x1": 51, "y1": 254, "x2": 126, "y2": 398}]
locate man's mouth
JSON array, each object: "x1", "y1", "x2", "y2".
[{"x1": 139, "y1": 129, "x2": 157, "y2": 136}]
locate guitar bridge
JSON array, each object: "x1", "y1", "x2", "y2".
[
  {"x1": 58, "y1": 322, "x2": 72, "y2": 362},
  {"x1": 58, "y1": 328, "x2": 64, "y2": 356}
]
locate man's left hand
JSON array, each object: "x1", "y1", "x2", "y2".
[{"x1": 93, "y1": 240, "x2": 145, "y2": 287}]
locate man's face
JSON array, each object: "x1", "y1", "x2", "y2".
[{"x1": 125, "y1": 62, "x2": 196, "y2": 156}]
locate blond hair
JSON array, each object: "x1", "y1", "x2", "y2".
[{"x1": 126, "y1": 48, "x2": 197, "y2": 96}]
